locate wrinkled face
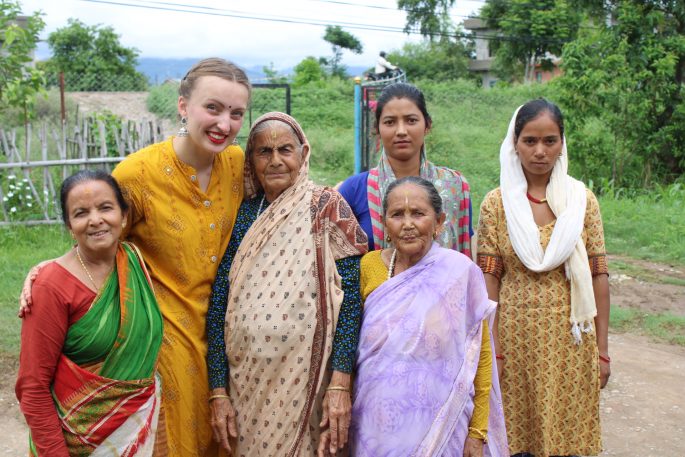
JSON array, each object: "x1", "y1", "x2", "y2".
[
  {"x1": 66, "y1": 180, "x2": 126, "y2": 254},
  {"x1": 177, "y1": 75, "x2": 249, "y2": 154},
  {"x1": 515, "y1": 112, "x2": 563, "y2": 181},
  {"x1": 383, "y1": 183, "x2": 444, "y2": 261},
  {"x1": 378, "y1": 97, "x2": 429, "y2": 163},
  {"x1": 251, "y1": 123, "x2": 306, "y2": 200}
]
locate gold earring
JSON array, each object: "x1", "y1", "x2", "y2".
[
  {"x1": 385, "y1": 234, "x2": 391, "y2": 243},
  {"x1": 122, "y1": 221, "x2": 127, "y2": 229}
]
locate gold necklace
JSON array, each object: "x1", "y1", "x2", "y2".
[{"x1": 76, "y1": 246, "x2": 99, "y2": 290}]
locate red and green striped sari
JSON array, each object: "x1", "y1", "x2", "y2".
[
  {"x1": 30, "y1": 242, "x2": 163, "y2": 457},
  {"x1": 367, "y1": 150, "x2": 472, "y2": 256}
]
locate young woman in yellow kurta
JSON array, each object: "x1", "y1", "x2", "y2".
[
  {"x1": 112, "y1": 58, "x2": 249, "y2": 456},
  {"x1": 477, "y1": 99, "x2": 610, "y2": 457}
]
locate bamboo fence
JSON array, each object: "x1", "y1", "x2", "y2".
[{"x1": 0, "y1": 117, "x2": 162, "y2": 225}]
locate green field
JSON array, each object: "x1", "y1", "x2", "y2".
[{"x1": 1, "y1": 80, "x2": 683, "y2": 356}]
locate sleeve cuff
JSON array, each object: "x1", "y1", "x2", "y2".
[{"x1": 477, "y1": 253, "x2": 504, "y2": 280}]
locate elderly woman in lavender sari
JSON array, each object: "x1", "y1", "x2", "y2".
[{"x1": 347, "y1": 176, "x2": 508, "y2": 457}]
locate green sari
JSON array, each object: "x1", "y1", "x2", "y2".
[{"x1": 30, "y1": 242, "x2": 163, "y2": 457}]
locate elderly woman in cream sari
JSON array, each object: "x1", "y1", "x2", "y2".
[{"x1": 206, "y1": 112, "x2": 368, "y2": 456}]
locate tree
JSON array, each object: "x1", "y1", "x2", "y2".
[
  {"x1": 42, "y1": 18, "x2": 147, "y2": 91},
  {"x1": 0, "y1": 1, "x2": 45, "y2": 125},
  {"x1": 388, "y1": 37, "x2": 473, "y2": 81},
  {"x1": 262, "y1": 62, "x2": 288, "y2": 84},
  {"x1": 292, "y1": 56, "x2": 327, "y2": 87},
  {"x1": 557, "y1": 1, "x2": 685, "y2": 188},
  {"x1": 481, "y1": 0, "x2": 581, "y2": 82},
  {"x1": 397, "y1": 0, "x2": 454, "y2": 39},
  {"x1": 323, "y1": 26, "x2": 363, "y2": 78}
]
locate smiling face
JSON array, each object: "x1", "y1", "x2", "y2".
[
  {"x1": 65, "y1": 180, "x2": 126, "y2": 257},
  {"x1": 515, "y1": 111, "x2": 564, "y2": 182},
  {"x1": 383, "y1": 183, "x2": 445, "y2": 264},
  {"x1": 378, "y1": 97, "x2": 430, "y2": 165},
  {"x1": 177, "y1": 75, "x2": 249, "y2": 154},
  {"x1": 251, "y1": 123, "x2": 307, "y2": 202}
]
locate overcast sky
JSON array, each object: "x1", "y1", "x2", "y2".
[{"x1": 20, "y1": 0, "x2": 483, "y2": 69}]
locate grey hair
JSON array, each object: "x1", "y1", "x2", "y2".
[
  {"x1": 382, "y1": 176, "x2": 443, "y2": 217},
  {"x1": 248, "y1": 120, "x2": 303, "y2": 151}
]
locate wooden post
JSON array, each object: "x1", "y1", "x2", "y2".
[
  {"x1": 98, "y1": 119, "x2": 108, "y2": 160},
  {"x1": 59, "y1": 72, "x2": 66, "y2": 124}
]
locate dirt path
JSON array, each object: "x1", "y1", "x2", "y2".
[
  {"x1": 2, "y1": 332, "x2": 683, "y2": 456},
  {"x1": 1, "y1": 255, "x2": 683, "y2": 456},
  {"x1": 599, "y1": 333, "x2": 685, "y2": 456}
]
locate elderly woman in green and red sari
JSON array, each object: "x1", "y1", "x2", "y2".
[{"x1": 15, "y1": 170, "x2": 164, "y2": 456}]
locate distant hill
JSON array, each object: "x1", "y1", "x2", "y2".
[
  {"x1": 136, "y1": 57, "x2": 370, "y2": 84},
  {"x1": 136, "y1": 57, "x2": 266, "y2": 84}
]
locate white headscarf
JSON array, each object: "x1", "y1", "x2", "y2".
[{"x1": 500, "y1": 106, "x2": 596, "y2": 344}]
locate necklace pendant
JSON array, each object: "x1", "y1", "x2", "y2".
[{"x1": 526, "y1": 192, "x2": 547, "y2": 204}]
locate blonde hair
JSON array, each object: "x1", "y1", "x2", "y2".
[{"x1": 179, "y1": 57, "x2": 251, "y2": 101}]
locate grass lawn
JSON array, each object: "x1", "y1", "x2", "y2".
[{"x1": 0, "y1": 226, "x2": 71, "y2": 356}]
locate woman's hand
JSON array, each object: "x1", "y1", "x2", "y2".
[
  {"x1": 599, "y1": 357, "x2": 611, "y2": 389},
  {"x1": 18, "y1": 261, "x2": 50, "y2": 317},
  {"x1": 319, "y1": 371, "x2": 352, "y2": 455},
  {"x1": 463, "y1": 437, "x2": 484, "y2": 457},
  {"x1": 317, "y1": 429, "x2": 332, "y2": 457},
  {"x1": 209, "y1": 388, "x2": 238, "y2": 454}
]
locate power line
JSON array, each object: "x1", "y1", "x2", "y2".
[
  {"x1": 78, "y1": 0, "x2": 579, "y2": 45},
  {"x1": 80, "y1": 0, "x2": 408, "y2": 32},
  {"x1": 305, "y1": 0, "x2": 479, "y2": 20}
]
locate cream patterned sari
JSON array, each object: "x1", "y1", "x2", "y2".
[{"x1": 226, "y1": 112, "x2": 367, "y2": 456}]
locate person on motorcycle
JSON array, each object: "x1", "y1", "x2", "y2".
[{"x1": 374, "y1": 51, "x2": 397, "y2": 79}]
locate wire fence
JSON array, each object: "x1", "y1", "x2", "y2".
[{"x1": 0, "y1": 73, "x2": 291, "y2": 225}]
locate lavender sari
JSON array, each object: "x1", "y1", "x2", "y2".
[{"x1": 350, "y1": 244, "x2": 508, "y2": 457}]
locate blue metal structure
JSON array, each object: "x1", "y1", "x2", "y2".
[{"x1": 354, "y1": 70, "x2": 407, "y2": 172}]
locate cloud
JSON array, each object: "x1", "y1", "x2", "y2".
[{"x1": 21, "y1": 0, "x2": 479, "y2": 68}]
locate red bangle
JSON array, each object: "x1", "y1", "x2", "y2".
[
  {"x1": 599, "y1": 354, "x2": 611, "y2": 364},
  {"x1": 495, "y1": 354, "x2": 505, "y2": 360}
]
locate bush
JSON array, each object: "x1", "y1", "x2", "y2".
[
  {"x1": 293, "y1": 57, "x2": 328, "y2": 88},
  {"x1": 147, "y1": 82, "x2": 179, "y2": 120}
]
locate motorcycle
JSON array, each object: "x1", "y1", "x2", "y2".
[{"x1": 363, "y1": 68, "x2": 406, "y2": 83}]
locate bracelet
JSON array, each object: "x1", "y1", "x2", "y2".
[
  {"x1": 495, "y1": 354, "x2": 505, "y2": 360},
  {"x1": 326, "y1": 386, "x2": 350, "y2": 392},
  {"x1": 467, "y1": 426, "x2": 488, "y2": 442},
  {"x1": 208, "y1": 394, "x2": 230, "y2": 402},
  {"x1": 598, "y1": 354, "x2": 611, "y2": 364}
]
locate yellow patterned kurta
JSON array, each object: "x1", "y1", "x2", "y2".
[
  {"x1": 477, "y1": 188, "x2": 607, "y2": 457},
  {"x1": 113, "y1": 138, "x2": 244, "y2": 456}
]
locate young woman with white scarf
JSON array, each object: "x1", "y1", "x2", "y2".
[{"x1": 476, "y1": 99, "x2": 610, "y2": 457}]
